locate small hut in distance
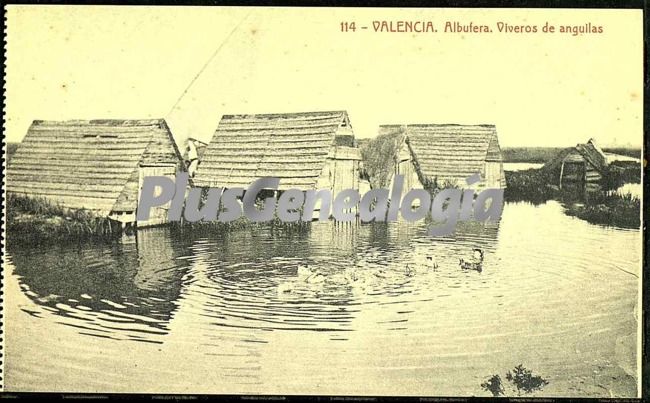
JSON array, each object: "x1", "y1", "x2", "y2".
[
  {"x1": 194, "y1": 111, "x2": 369, "y2": 197},
  {"x1": 6, "y1": 119, "x2": 185, "y2": 227},
  {"x1": 369, "y1": 124, "x2": 507, "y2": 192},
  {"x1": 544, "y1": 138, "x2": 609, "y2": 189}
]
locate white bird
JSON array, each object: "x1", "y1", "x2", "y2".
[
  {"x1": 277, "y1": 282, "x2": 294, "y2": 294},
  {"x1": 305, "y1": 272, "x2": 326, "y2": 284},
  {"x1": 427, "y1": 256, "x2": 438, "y2": 270},
  {"x1": 345, "y1": 268, "x2": 360, "y2": 283},
  {"x1": 297, "y1": 265, "x2": 312, "y2": 278},
  {"x1": 374, "y1": 268, "x2": 388, "y2": 278}
]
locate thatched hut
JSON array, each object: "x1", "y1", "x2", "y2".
[
  {"x1": 369, "y1": 124, "x2": 506, "y2": 191},
  {"x1": 543, "y1": 138, "x2": 608, "y2": 189},
  {"x1": 194, "y1": 111, "x2": 368, "y2": 195},
  {"x1": 6, "y1": 119, "x2": 185, "y2": 227}
]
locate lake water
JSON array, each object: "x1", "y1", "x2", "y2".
[
  {"x1": 4, "y1": 201, "x2": 641, "y2": 397},
  {"x1": 503, "y1": 162, "x2": 544, "y2": 171}
]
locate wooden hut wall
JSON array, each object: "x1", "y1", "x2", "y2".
[
  {"x1": 330, "y1": 146, "x2": 361, "y2": 194},
  {"x1": 560, "y1": 151, "x2": 587, "y2": 182},
  {"x1": 390, "y1": 140, "x2": 424, "y2": 196},
  {"x1": 585, "y1": 165, "x2": 603, "y2": 182},
  {"x1": 484, "y1": 161, "x2": 504, "y2": 188},
  {"x1": 485, "y1": 136, "x2": 506, "y2": 188},
  {"x1": 112, "y1": 123, "x2": 184, "y2": 213},
  {"x1": 339, "y1": 159, "x2": 357, "y2": 192},
  {"x1": 559, "y1": 150, "x2": 602, "y2": 184}
]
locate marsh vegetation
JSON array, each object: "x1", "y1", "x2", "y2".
[
  {"x1": 504, "y1": 162, "x2": 640, "y2": 229},
  {"x1": 481, "y1": 365, "x2": 550, "y2": 396},
  {"x1": 6, "y1": 193, "x2": 120, "y2": 244}
]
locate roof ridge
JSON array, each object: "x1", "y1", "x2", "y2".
[
  {"x1": 406, "y1": 123, "x2": 496, "y2": 128},
  {"x1": 31, "y1": 118, "x2": 166, "y2": 126},
  {"x1": 221, "y1": 111, "x2": 347, "y2": 119}
]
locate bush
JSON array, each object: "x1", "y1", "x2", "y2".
[
  {"x1": 504, "y1": 168, "x2": 556, "y2": 204},
  {"x1": 501, "y1": 147, "x2": 565, "y2": 163},
  {"x1": 482, "y1": 365, "x2": 549, "y2": 397},
  {"x1": 600, "y1": 162, "x2": 641, "y2": 191},
  {"x1": 6, "y1": 193, "x2": 120, "y2": 244},
  {"x1": 359, "y1": 132, "x2": 403, "y2": 189},
  {"x1": 480, "y1": 374, "x2": 505, "y2": 397},
  {"x1": 564, "y1": 192, "x2": 640, "y2": 229},
  {"x1": 505, "y1": 364, "x2": 549, "y2": 395}
]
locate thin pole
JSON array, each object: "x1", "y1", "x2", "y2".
[{"x1": 165, "y1": 11, "x2": 252, "y2": 118}]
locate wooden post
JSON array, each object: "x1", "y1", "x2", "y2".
[{"x1": 559, "y1": 160, "x2": 565, "y2": 190}]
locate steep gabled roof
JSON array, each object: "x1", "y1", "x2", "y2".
[
  {"x1": 194, "y1": 111, "x2": 350, "y2": 189},
  {"x1": 576, "y1": 140, "x2": 608, "y2": 171},
  {"x1": 403, "y1": 124, "x2": 502, "y2": 185},
  {"x1": 7, "y1": 119, "x2": 181, "y2": 215},
  {"x1": 543, "y1": 139, "x2": 609, "y2": 173}
]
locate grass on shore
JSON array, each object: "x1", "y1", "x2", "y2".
[
  {"x1": 501, "y1": 147, "x2": 565, "y2": 163},
  {"x1": 7, "y1": 193, "x2": 121, "y2": 244},
  {"x1": 601, "y1": 161, "x2": 642, "y2": 191},
  {"x1": 504, "y1": 165, "x2": 641, "y2": 229},
  {"x1": 504, "y1": 168, "x2": 556, "y2": 204},
  {"x1": 500, "y1": 146, "x2": 641, "y2": 163},
  {"x1": 564, "y1": 192, "x2": 640, "y2": 229},
  {"x1": 171, "y1": 214, "x2": 312, "y2": 235},
  {"x1": 8, "y1": 192, "x2": 313, "y2": 244}
]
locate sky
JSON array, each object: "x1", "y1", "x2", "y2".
[{"x1": 5, "y1": 6, "x2": 644, "y2": 148}]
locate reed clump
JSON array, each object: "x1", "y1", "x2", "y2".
[
  {"x1": 504, "y1": 168, "x2": 556, "y2": 204},
  {"x1": 481, "y1": 365, "x2": 549, "y2": 397},
  {"x1": 6, "y1": 193, "x2": 120, "y2": 244},
  {"x1": 359, "y1": 132, "x2": 402, "y2": 189},
  {"x1": 564, "y1": 192, "x2": 640, "y2": 229},
  {"x1": 172, "y1": 215, "x2": 312, "y2": 234},
  {"x1": 504, "y1": 166, "x2": 640, "y2": 229},
  {"x1": 600, "y1": 162, "x2": 641, "y2": 191}
]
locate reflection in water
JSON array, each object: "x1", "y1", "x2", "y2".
[
  {"x1": 8, "y1": 228, "x2": 188, "y2": 343},
  {"x1": 5, "y1": 201, "x2": 640, "y2": 396}
]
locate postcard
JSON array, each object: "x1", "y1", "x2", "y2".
[{"x1": 2, "y1": 5, "x2": 643, "y2": 398}]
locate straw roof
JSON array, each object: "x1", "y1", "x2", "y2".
[
  {"x1": 7, "y1": 119, "x2": 182, "y2": 215},
  {"x1": 543, "y1": 139, "x2": 609, "y2": 173},
  {"x1": 575, "y1": 140, "x2": 608, "y2": 171},
  {"x1": 384, "y1": 124, "x2": 503, "y2": 186},
  {"x1": 194, "y1": 111, "x2": 352, "y2": 190}
]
